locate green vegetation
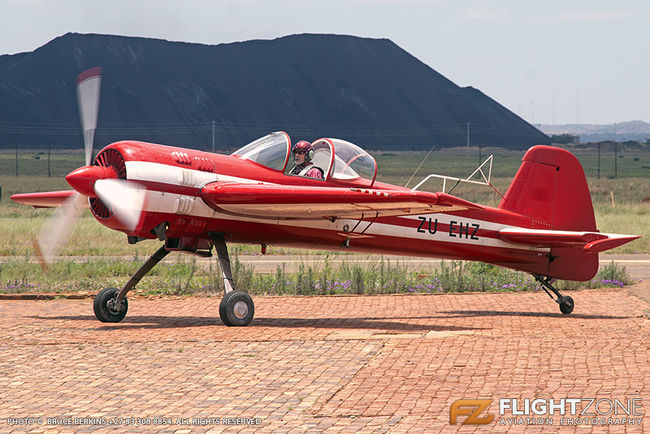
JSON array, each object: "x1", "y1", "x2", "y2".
[
  {"x1": 372, "y1": 146, "x2": 650, "y2": 185},
  {"x1": 0, "y1": 148, "x2": 645, "y2": 295},
  {"x1": 0, "y1": 150, "x2": 85, "y2": 179},
  {"x1": 2, "y1": 169, "x2": 646, "y2": 256},
  {"x1": 0, "y1": 253, "x2": 632, "y2": 296}
]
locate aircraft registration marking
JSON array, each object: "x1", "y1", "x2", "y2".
[{"x1": 416, "y1": 216, "x2": 480, "y2": 240}]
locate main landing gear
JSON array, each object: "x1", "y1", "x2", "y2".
[
  {"x1": 532, "y1": 274, "x2": 574, "y2": 314},
  {"x1": 212, "y1": 234, "x2": 254, "y2": 326},
  {"x1": 92, "y1": 235, "x2": 254, "y2": 326}
]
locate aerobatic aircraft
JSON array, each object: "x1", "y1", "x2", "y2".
[{"x1": 11, "y1": 68, "x2": 640, "y2": 326}]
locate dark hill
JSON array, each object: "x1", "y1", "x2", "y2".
[{"x1": 0, "y1": 33, "x2": 549, "y2": 150}]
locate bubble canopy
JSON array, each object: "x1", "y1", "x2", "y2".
[
  {"x1": 231, "y1": 131, "x2": 291, "y2": 172},
  {"x1": 231, "y1": 132, "x2": 377, "y2": 186}
]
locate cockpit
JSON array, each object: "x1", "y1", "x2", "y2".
[{"x1": 231, "y1": 131, "x2": 377, "y2": 187}]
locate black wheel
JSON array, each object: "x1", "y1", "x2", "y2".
[
  {"x1": 219, "y1": 290, "x2": 254, "y2": 326},
  {"x1": 93, "y1": 287, "x2": 128, "y2": 322},
  {"x1": 559, "y1": 295, "x2": 574, "y2": 315}
]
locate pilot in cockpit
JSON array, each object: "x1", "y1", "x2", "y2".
[{"x1": 289, "y1": 141, "x2": 324, "y2": 179}]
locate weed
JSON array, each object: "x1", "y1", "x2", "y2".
[
  {"x1": 0, "y1": 255, "x2": 633, "y2": 296},
  {"x1": 597, "y1": 261, "x2": 631, "y2": 287}
]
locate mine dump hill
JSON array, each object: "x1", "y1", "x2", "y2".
[{"x1": 0, "y1": 32, "x2": 549, "y2": 150}]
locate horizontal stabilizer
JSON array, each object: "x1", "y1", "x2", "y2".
[
  {"x1": 583, "y1": 234, "x2": 641, "y2": 253},
  {"x1": 498, "y1": 228, "x2": 640, "y2": 253},
  {"x1": 199, "y1": 182, "x2": 480, "y2": 219},
  {"x1": 11, "y1": 190, "x2": 79, "y2": 208}
]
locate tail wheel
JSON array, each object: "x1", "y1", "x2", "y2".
[{"x1": 559, "y1": 296, "x2": 574, "y2": 315}]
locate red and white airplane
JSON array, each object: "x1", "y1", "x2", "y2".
[{"x1": 12, "y1": 68, "x2": 640, "y2": 326}]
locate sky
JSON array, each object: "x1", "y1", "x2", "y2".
[{"x1": 1, "y1": 0, "x2": 648, "y2": 125}]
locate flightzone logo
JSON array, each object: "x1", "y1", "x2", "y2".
[
  {"x1": 449, "y1": 400, "x2": 494, "y2": 425},
  {"x1": 450, "y1": 398, "x2": 644, "y2": 426}
]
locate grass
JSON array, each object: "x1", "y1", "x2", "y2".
[
  {"x1": 1, "y1": 177, "x2": 646, "y2": 256},
  {"x1": 372, "y1": 146, "x2": 650, "y2": 188},
  {"x1": 0, "y1": 149, "x2": 85, "y2": 179},
  {"x1": 0, "y1": 147, "x2": 645, "y2": 294},
  {"x1": 592, "y1": 203, "x2": 649, "y2": 253},
  {"x1": 0, "y1": 253, "x2": 633, "y2": 296},
  {"x1": 0, "y1": 202, "x2": 645, "y2": 256}
]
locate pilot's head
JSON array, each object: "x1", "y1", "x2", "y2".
[{"x1": 292, "y1": 141, "x2": 313, "y2": 165}]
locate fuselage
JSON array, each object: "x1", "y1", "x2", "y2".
[{"x1": 87, "y1": 141, "x2": 553, "y2": 276}]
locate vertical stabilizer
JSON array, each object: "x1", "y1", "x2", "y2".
[
  {"x1": 497, "y1": 146, "x2": 598, "y2": 280},
  {"x1": 499, "y1": 146, "x2": 596, "y2": 231}
]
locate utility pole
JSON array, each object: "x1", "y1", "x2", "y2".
[
  {"x1": 211, "y1": 121, "x2": 215, "y2": 153},
  {"x1": 48, "y1": 144, "x2": 51, "y2": 177},
  {"x1": 597, "y1": 142, "x2": 600, "y2": 179},
  {"x1": 614, "y1": 141, "x2": 618, "y2": 179},
  {"x1": 466, "y1": 122, "x2": 470, "y2": 157},
  {"x1": 15, "y1": 146, "x2": 18, "y2": 177},
  {"x1": 614, "y1": 123, "x2": 618, "y2": 179}
]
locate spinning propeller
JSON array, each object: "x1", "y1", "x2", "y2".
[{"x1": 35, "y1": 67, "x2": 146, "y2": 268}]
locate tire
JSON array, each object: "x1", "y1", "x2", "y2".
[
  {"x1": 219, "y1": 290, "x2": 254, "y2": 326},
  {"x1": 93, "y1": 287, "x2": 128, "y2": 322},
  {"x1": 559, "y1": 296, "x2": 574, "y2": 315}
]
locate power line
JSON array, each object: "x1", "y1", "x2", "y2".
[{"x1": 0, "y1": 121, "x2": 544, "y2": 137}]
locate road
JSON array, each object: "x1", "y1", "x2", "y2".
[
  {"x1": 2, "y1": 253, "x2": 649, "y2": 280},
  {"x1": 233, "y1": 253, "x2": 650, "y2": 280},
  {"x1": 0, "y1": 286, "x2": 648, "y2": 431}
]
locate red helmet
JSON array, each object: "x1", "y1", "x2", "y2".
[{"x1": 292, "y1": 141, "x2": 313, "y2": 159}]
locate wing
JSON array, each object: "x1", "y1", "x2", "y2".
[
  {"x1": 497, "y1": 227, "x2": 640, "y2": 253},
  {"x1": 199, "y1": 182, "x2": 481, "y2": 219},
  {"x1": 11, "y1": 190, "x2": 79, "y2": 208}
]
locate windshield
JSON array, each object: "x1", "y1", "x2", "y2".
[
  {"x1": 330, "y1": 139, "x2": 377, "y2": 186},
  {"x1": 231, "y1": 132, "x2": 290, "y2": 171}
]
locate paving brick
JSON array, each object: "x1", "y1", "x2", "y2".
[{"x1": 0, "y1": 285, "x2": 648, "y2": 432}]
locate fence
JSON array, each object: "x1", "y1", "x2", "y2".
[
  {"x1": 0, "y1": 143, "x2": 648, "y2": 181},
  {"x1": 0, "y1": 147, "x2": 85, "y2": 178}
]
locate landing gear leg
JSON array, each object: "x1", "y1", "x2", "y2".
[
  {"x1": 211, "y1": 234, "x2": 254, "y2": 326},
  {"x1": 532, "y1": 273, "x2": 574, "y2": 314},
  {"x1": 93, "y1": 245, "x2": 170, "y2": 322}
]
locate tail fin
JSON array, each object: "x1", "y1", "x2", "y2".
[
  {"x1": 499, "y1": 146, "x2": 598, "y2": 280},
  {"x1": 497, "y1": 146, "x2": 639, "y2": 281},
  {"x1": 499, "y1": 146, "x2": 595, "y2": 231}
]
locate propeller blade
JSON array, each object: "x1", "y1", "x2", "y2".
[
  {"x1": 33, "y1": 68, "x2": 103, "y2": 270},
  {"x1": 35, "y1": 192, "x2": 86, "y2": 269},
  {"x1": 94, "y1": 179, "x2": 147, "y2": 231},
  {"x1": 77, "y1": 67, "x2": 102, "y2": 166}
]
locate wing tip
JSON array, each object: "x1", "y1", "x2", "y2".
[{"x1": 11, "y1": 191, "x2": 77, "y2": 208}]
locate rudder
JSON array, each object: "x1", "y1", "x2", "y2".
[
  {"x1": 499, "y1": 145, "x2": 596, "y2": 231},
  {"x1": 498, "y1": 146, "x2": 598, "y2": 281}
]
